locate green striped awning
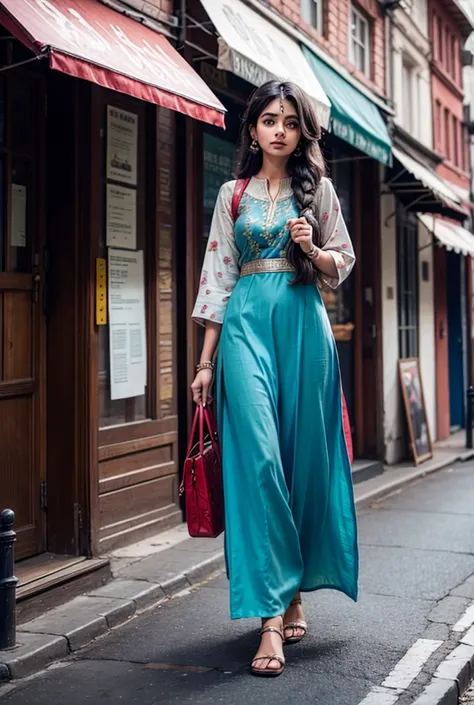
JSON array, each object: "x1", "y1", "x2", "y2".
[{"x1": 302, "y1": 46, "x2": 392, "y2": 166}]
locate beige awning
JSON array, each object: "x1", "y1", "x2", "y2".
[
  {"x1": 392, "y1": 147, "x2": 465, "y2": 213},
  {"x1": 418, "y1": 214, "x2": 474, "y2": 257},
  {"x1": 199, "y1": 0, "x2": 331, "y2": 129}
]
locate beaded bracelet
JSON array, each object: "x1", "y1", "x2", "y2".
[{"x1": 196, "y1": 361, "x2": 214, "y2": 372}]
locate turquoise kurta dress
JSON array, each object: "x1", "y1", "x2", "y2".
[{"x1": 193, "y1": 176, "x2": 358, "y2": 619}]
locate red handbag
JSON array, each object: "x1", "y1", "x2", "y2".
[
  {"x1": 232, "y1": 179, "x2": 354, "y2": 465},
  {"x1": 180, "y1": 404, "x2": 224, "y2": 538}
]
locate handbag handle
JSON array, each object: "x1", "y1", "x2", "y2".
[{"x1": 185, "y1": 405, "x2": 220, "y2": 461}]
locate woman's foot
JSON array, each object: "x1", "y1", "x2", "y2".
[
  {"x1": 250, "y1": 616, "x2": 285, "y2": 677},
  {"x1": 283, "y1": 593, "x2": 308, "y2": 644}
]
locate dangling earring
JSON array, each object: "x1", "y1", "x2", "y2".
[
  {"x1": 294, "y1": 144, "x2": 302, "y2": 157},
  {"x1": 249, "y1": 139, "x2": 260, "y2": 154}
]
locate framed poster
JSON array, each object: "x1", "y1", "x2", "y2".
[
  {"x1": 107, "y1": 106, "x2": 138, "y2": 186},
  {"x1": 398, "y1": 358, "x2": 433, "y2": 465}
]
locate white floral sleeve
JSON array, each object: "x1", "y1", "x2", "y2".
[
  {"x1": 192, "y1": 181, "x2": 240, "y2": 326},
  {"x1": 316, "y1": 177, "x2": 355, "y2": 289}
]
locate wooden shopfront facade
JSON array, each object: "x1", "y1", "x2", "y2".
[{"x1": 0, "y1": 0, "x2": 224, "y2": 601}]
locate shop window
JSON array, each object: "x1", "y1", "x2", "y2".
[
  {"x1": 98, "y1": 103, "x2": 147, "y2": 428},
  {"x1": 97, "y1": 102, "x2": 175, "y2": 429},
  {"x1": 10, "y1": 79, "x2": 33, "y2": 152},
  {"x1": 397, "y1": 207, "x2": 419, "y2": 359},
  {"x1": 9, "y1": 159, "x2": 31, "y2": 273},
  {"x1": 0, "y1": 77, "x2": 36, "y2": 274},
  {"x1": 350, "y1": 5, "x2": 371, "y2": 77},
  {"x1": 301, "y1": 0, "x2": 323, "y2": 34}
]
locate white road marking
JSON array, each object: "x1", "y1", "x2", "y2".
[
  {"x1": 382, "y1": 638, "x2": 443, "y2": 690},
  {"x1": 453, "y1": 602, "x2": 474, "y2": 632},
  {"x1": 356, "y1": 689, "x2": 399, "y2": 705},
  {"x1": 356, "y1": 638, "x2": 443, "y2": 705}
]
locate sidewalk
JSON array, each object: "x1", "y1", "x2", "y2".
[{"x1": 1, "y1": 431, "x2": 473, "y2": 683}]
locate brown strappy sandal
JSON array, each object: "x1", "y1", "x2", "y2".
[
  {"x1": 250, "y1": 624, "x2": 286, "y2": 677},
  {"x1": 283, "y1": 596, "x2": 308, "y2": 645}
]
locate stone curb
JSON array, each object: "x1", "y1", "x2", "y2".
[
  {"x1": 411, "y1": 642, "x2": 474, "y2": 705},
  {"x1": 0, "y1": 551, "x2": 225, "y2": 682}
]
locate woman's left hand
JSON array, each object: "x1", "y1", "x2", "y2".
[{"x1": 287, "y1": 217, "x2": 313, "y2": 254}]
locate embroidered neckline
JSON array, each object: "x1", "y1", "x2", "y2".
[{"x1": 246, "y1": 177, "x2": 293, "y2": 202}]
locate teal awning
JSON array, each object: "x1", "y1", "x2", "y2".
[{"x1": 302, "y1": 46, "x2": 392, "y2": 166}]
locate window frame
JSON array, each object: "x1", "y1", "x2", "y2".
[
  {"x1": 444, "y1": 107, "x2": 451, "y2": 161},
  {"x1": 452, "y1": 114, "x2": 458, "y2": 166},
  {"x1": 93, "y1": 88, "x2": 177, "y2": 446},
  {"x1": 401, "y1": 57, "x2": 415, "y2": 135},
  {"x1": 301, "y1": 0, "x2": 324, "y2": 35},
  {"x1": 349, "y1": 4, "x2": 371, "y2": 78}
]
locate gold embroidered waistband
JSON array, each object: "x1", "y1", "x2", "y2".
[{"x1": 240, "y1": 258, "x2": 295, "y2": 277}]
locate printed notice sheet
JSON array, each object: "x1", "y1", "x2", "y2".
[
  {"x1": 106, "y1": 106, "x2": 138, "y2": 186},
  {"x1": 106, "y1": 184, "x2": 137, "y2": 249},
  {"x1": 108, "y1": 249, "x2": 146, "y2": 400},
  {"x1": 11, "y1": 184, "x2": 27, "y2": 247}
]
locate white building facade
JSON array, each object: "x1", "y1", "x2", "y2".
[{"x1": 382, "y1": 0, "x2": 437, "y2": 464}]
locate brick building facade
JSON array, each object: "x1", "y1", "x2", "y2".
[
  {"x1": 430, "y1": 0, "x2": 471, "y2": 194},
  {"x1": 265, "y1": 0, "x2": 386, "y2": 96}
]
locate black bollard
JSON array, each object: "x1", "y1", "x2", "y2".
[
  {"x1": 467, "y1": 387, "x2": 474, "y2": 450},
  {"x1": 0, "y1": 510, "x2": 18, "y2": 649}
]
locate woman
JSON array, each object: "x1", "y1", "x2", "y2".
[{"x1": 191, "y1": 81, "x2": 358, "y2": 677}]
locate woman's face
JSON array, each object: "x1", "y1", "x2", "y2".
[{"x1": 250, "y1": 97, "x2": 301, "y2": 159}]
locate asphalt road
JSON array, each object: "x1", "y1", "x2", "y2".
[{"x1": 3, "y1": 460, "x2": 474, "y2": 705}]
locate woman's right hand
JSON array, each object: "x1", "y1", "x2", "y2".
[{"x1": 191, "y1": 368, "x2": 213, "y2": 406}]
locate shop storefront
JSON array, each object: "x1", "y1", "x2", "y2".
[
  {"x1": 0, "y1": 0, "x2": 224, "y2": 600},
  {"x1": 303, "y1": 47, "x2": 392, "y2": 461},
  {"x1": 181, "y1": 0, "x2": 394, "y2": 463}
]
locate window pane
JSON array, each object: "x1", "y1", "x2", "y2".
[
  {"x1": 301, "y1": 0, "x2": 319, "y2": 29},
  {"x1": 10, "y1": 79, "x2": 33, "y2": 152},
  {"x1": 0, "y1": 78, "x2": 5, "y2": 145},
  {"x1": 359, "y1": 16, "x2": 366, "y2": 46},
  {"x1": 9, "y1": 159, "x2": 31, "y2": 273},
  {"x1": 358, "y1": 44, "x2": 366, "y2": 74},
  {"x1": 0, "y1": 155, "x2": 3, "y2": 271},
  {"x1": 157, "y1": 107, "x2": 175, "y2": 416},
  {"x1": 99, "y1": 105, "x2": 147, "y2": 429}
]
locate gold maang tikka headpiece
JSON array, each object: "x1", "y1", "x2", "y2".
[{"x1": 280, "y1": 86, "x2": 284, "y2": 113}]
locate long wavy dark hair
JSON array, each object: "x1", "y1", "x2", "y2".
[{"x1": 236, "y1": 80, "x2": 326, "y2": 285}]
